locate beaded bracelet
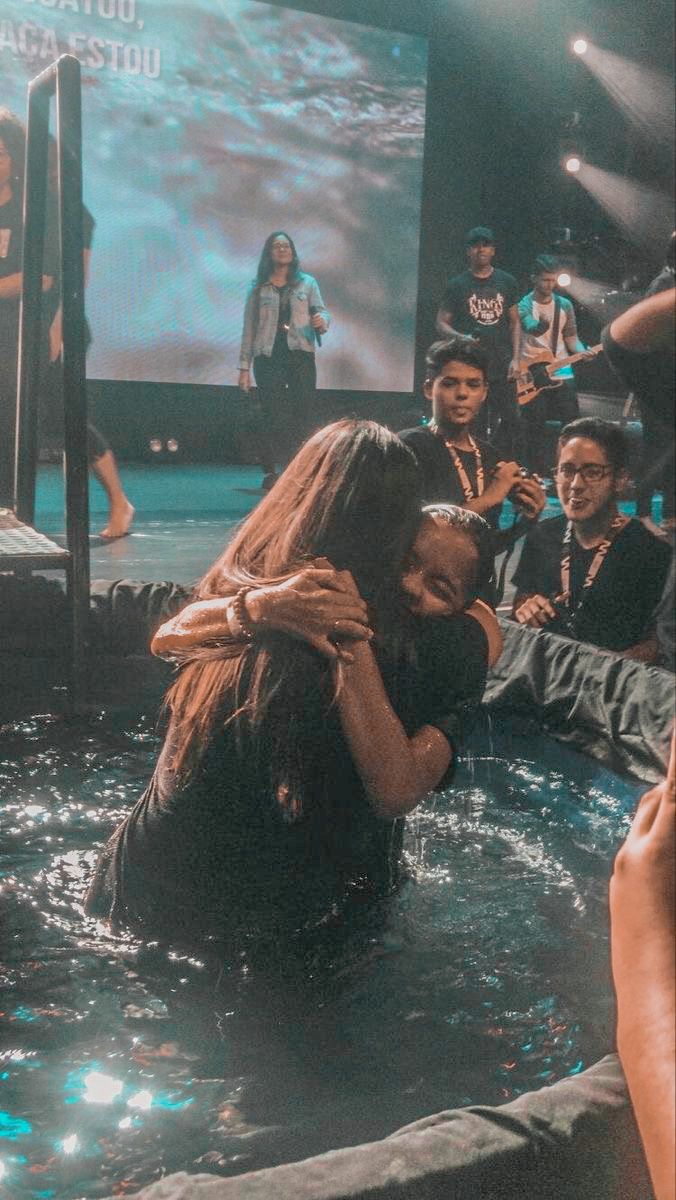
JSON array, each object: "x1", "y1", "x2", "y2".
[{"x1": 230, "y1": 586, "x2": 256, "y2": 642}]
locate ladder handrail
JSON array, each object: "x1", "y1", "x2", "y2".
[{"x1": 15, "y1": 54, "x2": 91, "y2": 701}]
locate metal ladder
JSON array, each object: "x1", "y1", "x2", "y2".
[{"x1": 2, "y1": 55, "x2": 90, "y2": 705}]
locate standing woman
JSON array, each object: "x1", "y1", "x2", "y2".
[{"x1": 238, "y1": 231, "x2": 329, "y2": 490}]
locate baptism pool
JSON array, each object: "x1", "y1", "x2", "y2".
[{"x1": 0, "y1": 702, "x2": 646, "y2": 1199}]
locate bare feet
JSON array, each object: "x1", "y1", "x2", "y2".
[{"x1": 100, "y1": 499, "x2": 135, "y2": 540}]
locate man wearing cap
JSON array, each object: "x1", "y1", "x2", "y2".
[{"x1": 436, "y1": 227, "x2": 521, "y2": 457}]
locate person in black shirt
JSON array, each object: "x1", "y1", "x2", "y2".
[
  {"x1": 40, "y1": 193, "x2": 135, "y2": 539},
  {"x1": 400, "y1": 338, "x2": 544, "y2": 557},
  {"x1": 436, "y1": 226, "x2": 521, "y2": 457},
  {"x1": 512, "y1": 418, "x2": 671, "y2": 662}
]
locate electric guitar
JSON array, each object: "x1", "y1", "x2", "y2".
[{"x1": 516, "y1": 343, "x2": 603, "y2": 406}]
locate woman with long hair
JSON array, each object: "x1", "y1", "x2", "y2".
[
  {"x1": 85, "y1": 421, "x2": 489, "y2": 943},
  {"x1": 238, "y1": 230, "x2": 329, "y2": 490}
]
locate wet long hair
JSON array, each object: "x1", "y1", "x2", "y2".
[
  {"x1": 255, "y1": 230, "x2": 301, "y2": 287},
  {"x1": 0, "y1": 108, "x2": 26, "y2": 194},
  {"x1": 165, "y1": 420, "x2": 423, "y2": 801}
]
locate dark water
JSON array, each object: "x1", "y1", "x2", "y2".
[{"x1": 0, "y1": 709, "x2": 644, "y2": 1198}]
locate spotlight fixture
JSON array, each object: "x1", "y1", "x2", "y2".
[
  {"x1": 564, "y1": 155, "x2": 582, "y2": 173},
  {"x1": 557, "y1": 272, "x2": 572, "y2": 288},
  {"x1": 571, "y1": 38, "x2": 588, "y2": 56}
]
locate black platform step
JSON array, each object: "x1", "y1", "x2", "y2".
[{"x1": 0, "y1": 508, "x2": 70, "y2": 570}]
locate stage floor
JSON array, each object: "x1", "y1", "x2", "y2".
[
  {"x1": 33, "y1": 460, "x2": 658, "y2": 605},
  {"x1": 35, "y1": 462, "x2": 265, "y2": 584}
]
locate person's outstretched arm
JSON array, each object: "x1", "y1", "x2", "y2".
[
  {"x1": 608, "y1": 287, "x2": 675, "y2": 354},
  {"x1": 335, "y1": 638, "x2": 453, "y2": 818},
  {"x1": 610, "y1": 734, "x2": 675, "y2": 1200}
]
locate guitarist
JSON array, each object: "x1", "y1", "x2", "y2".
[{"x1": 517, "y1": 255, "x2": 596, "y2": 474}]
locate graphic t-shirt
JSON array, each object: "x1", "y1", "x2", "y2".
[
  {"x1": 512, "y1": 514, "x2": 671, "y2": 651},
  {"x1": 518, "y1": 291, "x2": 577, "y2": 379},
  {"x1": 440, "y1": 268, "x2": 518, "y2": 376}
]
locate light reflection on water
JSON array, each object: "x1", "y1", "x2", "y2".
[{"x1": 0, "y1": 710, "x2": 643, "y2": 1197}]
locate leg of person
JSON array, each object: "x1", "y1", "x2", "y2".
[
  {"x1": 549, "y1": 377, "x2": 579, "y2": 427},
  {"x1": 89, "y1": 430, "x2": 135, "y2": 539},
  {"x1": 490, "y1": 376, "x2": 522, "y2": 462},
  {"x1": 635, "y1": 400, "x2": 663, "y2": 522},
  {"x1": 520, "y1": 391, "x2": 548, "y2": 476},
  {"x1": 284, "y1": 350, "x2": 317, "y2": 466},
  {"x1": 541, "y1": 378, "x2": 580, "y2": 477},
  {"x1": 253, "y1": 346, "x2": 288, "y2": 487}
]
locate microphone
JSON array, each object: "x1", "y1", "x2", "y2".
[{"x1": 310, "y1": 305, "x2": 322, "y2": 347}]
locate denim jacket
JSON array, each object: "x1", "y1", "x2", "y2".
[{"x1": 238, "y1": 272, "x2": 330, "y2": 369}]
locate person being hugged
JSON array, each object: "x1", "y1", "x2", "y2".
[{"x1": 238, "y1": 231, "x2": 329, "y2": 491}]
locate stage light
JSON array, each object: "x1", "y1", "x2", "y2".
[
  {"x1": 564, "y1": 156, "x2": 581, "y2": 173},
  {"x1": 149, "y1": 439, "x2": 162, "y2": 453},
  {"x1": 167, "y1": 438, "x2": 179, "y2": 453},
  {"x1": 572, "y1": 38, "x2": 588, "y2": 56},
  {"x1": 557, "y1": 272, "x2": 572, "y2": 288}
]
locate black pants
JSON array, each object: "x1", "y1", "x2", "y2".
[
  {"x1": 39, "y1": 357, "x2": 108, "y2": 464},
  {"x1": 636, "y1": 402, "x2": 675, "y2": 519},
  {"x1": 253, "y1": 339, "x2": 317, "y2": 474},
  {"x1": 520, "y1": 377, "x2": 580, "y2": 476},
  {"x1": 476, "y1": 375, "x2": 522, "y2": 462}
]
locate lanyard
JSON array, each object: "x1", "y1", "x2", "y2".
[
  {"x1": 431, "y1": 425, "x2": 484, "y2": 501},
  {"x1": 559, "y1": 514, "x2": 629, "y2": 613}
]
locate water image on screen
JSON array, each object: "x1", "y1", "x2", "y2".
[{"x1": 2, "y1": 0, "x2": 427, "y2": 390}]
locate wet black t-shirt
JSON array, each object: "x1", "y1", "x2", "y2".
[
  {"x1": 440, "y1": 268, "x2": 518, "y2": 377},
  {"x1": 85, "y1": 615, "x2": 488, "y2": 941},
  {"x1": 512, "y1": 514, "x2": 671, "y2": 651}
]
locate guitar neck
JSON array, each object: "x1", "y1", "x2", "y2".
[{"x1": 547, "y1": 342, "x2": 602, "y2": 375}]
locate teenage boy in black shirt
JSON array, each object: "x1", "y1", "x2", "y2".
[
  {"x1": 436, "y1": 227, "x2": 521, "y2": 457},
  {"x1": 400, "y1": 338, "x2": 544, "y2": 555},
  {"x1": 512, "y1": 418, "x2": 671, "y2": 662}
]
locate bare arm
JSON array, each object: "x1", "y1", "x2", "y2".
[
  {"x1": 617, "y1": 634, "x2": 659, "y2": 665},
  {"x1": 466, "y1": 599, "x2": 503, "y2": 666},
  {"x1": 150, "y1": 568, "x2": 371, "y2": 661},
  {"x1": 609, "y1": 287, "x2": 675, "y2": 354},
  {"x1": 335, "y1": 640, "x2": 452, "y2": 818},
  {"x1": 0, "y1": 272, "x2": 53, "y2": 301},
  {"x1": 610, "y1": 735, "x2": 675, "y2": 1200},
  {"x1": 435, "y1": 305, "x2": 477, "y2": 342}
]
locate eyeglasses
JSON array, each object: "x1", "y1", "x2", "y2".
[{"x1": 552, "y1": 463, "x2": 613, "y2": 483}]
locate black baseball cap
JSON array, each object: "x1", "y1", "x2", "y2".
[{"x1": 466, "y1": 226, "x2": 495, "y2": 246}]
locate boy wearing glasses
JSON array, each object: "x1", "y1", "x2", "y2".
[{"x1": 511, "y1": 418, "x2": 671, "y2": 662}]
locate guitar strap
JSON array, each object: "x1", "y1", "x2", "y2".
[{"x1": 550, "y1": 295, "x2": 562, "y2": 356}]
